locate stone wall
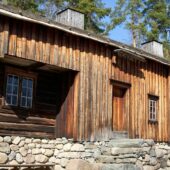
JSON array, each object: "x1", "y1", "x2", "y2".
[{"x1": 0, "y1": 136, "x2": 170, "y2": 170}]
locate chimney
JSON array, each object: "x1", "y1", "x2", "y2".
[
  {"x1": 141, "y1": 41, "x2": 164, "y2": 58},
  {"x1": 56, "y1": 8, "x2": 85, "y2": 30}
]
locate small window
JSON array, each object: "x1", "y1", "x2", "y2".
[
  {"x1": 148, "y1": 95, "x2": 158, "y2": 122},
  {"x1": 6, "y1": 75, "x2": 19, "y2": 106},
  {"x1": 5, "y1": 67, "x2": 35, "y2": 109}
]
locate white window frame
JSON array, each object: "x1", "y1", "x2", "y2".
[{"x1": 149, "y1": 95, "x2": 158, "y2": 122}]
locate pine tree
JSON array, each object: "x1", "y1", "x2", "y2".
[
  {"x1": 0, "y1": 0, "x2": 43, "y2": 13},
  {"x1": 44, "y1": 0, "x2": 111, "y2": 34},
  {"x1": 108, "y1": 0, "x2": 145, "y2": 47}
]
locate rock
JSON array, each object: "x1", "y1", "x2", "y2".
[
  {"x1": 101, "y1": 164, "x2": 141, "y2": 170},
  {"x1": 55, "y1": 165, "x2": 65, "y2": 170},
  {"x1": 44, "y1": 149, "x2": 54, "y2": 157},
  {"x1": 42, "y1": 144, "x2": 54, "y2": 149},
  {"x1": 143, "y1": 165, "x2": 154, "y2": 170},
  {"x1": 155, "y1": 148, "x2": 164, "y2": 158},
  {"x1": 111, "y1": 147, "x2": 141, "y2": 155},
  {"x1": 0, "y1": 153, "x2": 8, "y2": 164},
  {"x1": 42, "y1": 139, "x2": 48, "y2": 144},
  {"x1": 36, "y1": 144, "x2": 41, "y2": 148},
  {"x1": 23, "y1": 154, "x2": 35, "y2": 164},
  {"x1": 19, "y1": 147, "x2": 28, "y2": 157},
  {"x1": 58, "y1": 152, "x2": 80, "y2": 159},
  {"x1": 66, "y1": 159, "x2": 92, "y2": 170},
  {"x1": 10, "y1": 144, "x2": 19, "y2": 151},
  {"x1": 49, "y1": 157, "x2": 57, "y2": 163},
  {"x1": 0, "y1": 136, "x2": 3, "y2": 142},
  {"x1": 19, "y1": 141, "x2": 25, "y2": 147},
  {"x1": 9, "y1": 160, "x2": 18, "y2": 165},
  {"x1": 71, "y1": 144, "x2": 84, "y2": 152},
  {"x1": 56, "y1": 144, "x2": 64, "y2": 150},
  {"x1": 41, "y1": 148, "x2": 46, "y2": 154},
  {"x1": 8, "y1": 151, "x2": 16, "y2": 161},
  {"x1": 28, "y1": 143, "x2": 35, "y2": 149},
  {"x1": 160, "y1": 158, "x2": 167, "y2": 168},
  {"x1": 54, "y1": 149, "x2": 59, "y2": 156},
  {"x1": 150, "y1": 149, "x2": 156, "y2": 157},
  {"x1": 149, "y1": 157, "x2": 157, "y2": 166},
  {"x1": 16, "y1": 153, "x2": 23, "y2": 163},
  {"x1": 12, "y1": 136, "x2": 21, "y2": 145},
  {"x1": 4, "y1": 136, "x2": 12, "y2": 143},
  {"x1": 35, "y1": 154, "x2": 48, "y2": 163},
  {"x1": 25, "y1": 138, "x2": 32, "y2": 144},
  {"x1": 0, "y1": 142, "x2": 10, "y2": 153},
  {"x1": 145, "y1": 140, "x2": 154, "y2": 146},
  {"x1": 32, "y1": 148, "x2": 41, "y2": 155},
  {"x1": 60, "y1": 158, "x2": 69, "y2": 168},
  {"x1": 109, "y1": 139, "x2": 144, "y2": 148},
  {"x1": 63, "y1": 143, "x2": 72, "y2": 151},
  {"x1": 167, "y1": 160, "x2": 170, "y2": 167},
  {"x1": 33, "y1": 139, "x2": 41, "y2": 143}
]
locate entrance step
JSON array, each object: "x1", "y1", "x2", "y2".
[{"x1": 112, "y1": 131, "x2": 128, "y2": 139}]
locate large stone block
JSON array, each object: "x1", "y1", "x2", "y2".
[{"x1": 0, "y1": 143, "x2": 10, "y2": 153}]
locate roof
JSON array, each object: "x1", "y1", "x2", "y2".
[{"x1": 0, "y1": 4, "x2": 170, "y2": 66}]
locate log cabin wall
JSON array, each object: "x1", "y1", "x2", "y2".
[
  {"x1": 0, "y1": 15, "x2": 113, "y2": 141},
  {"x1": 112, "y1": 57, "x2": 169, "y2": 142}
]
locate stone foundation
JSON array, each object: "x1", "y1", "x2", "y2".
[{"x1": 0, "y1": 136, "x2": 170, "y2": 169}]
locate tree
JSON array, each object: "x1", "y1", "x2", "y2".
[
  {"x1": 143, "y1": 0, "x2": 170, "y2": 41},
  {"x1": 42, "y1": 0, "x2": 111, "y2": 34},
  {"x1": 0, "y1": 0, "x2": 42, "y2": 13},
  {"x1": 108, "y1": 0, "x2": 145, "y2": 47}
]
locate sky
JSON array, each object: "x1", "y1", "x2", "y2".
[{"x1": 102, "y1": 0, "x2": 131, "y2": 45}]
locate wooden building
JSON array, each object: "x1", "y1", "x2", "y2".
[{"x1": 0, "y1": 5, "x2": 170, "y2": 142}]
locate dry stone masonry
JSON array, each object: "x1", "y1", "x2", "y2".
[{"x1": 0, "y1": 136, "x2": 170, "y2": 169}]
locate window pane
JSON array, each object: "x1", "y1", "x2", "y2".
[
  {"x1": 13, "y1": 86, "x2": 18, "y2": 95},
  {"x1": 21, "y1": 97, "x2": 26, "y2": 107},
  {"x1": 27, "y1": 88, "x2": 32, "y2": 97},
  {"x1": 22, "y1": 79, "x2": 27, "y2": 87},
  {"x1": 6, "y1": 75, "x2": 19, "y2": 106},
  {"x1": 13, "y1": 76, "x2": 19, "y2": 85},
  {"x1": 6, "y1": 85, "x2": 12, "y2": 94},
  {"x1": 12, "y1": 96, "x2": 17, "y2": 105},
  {"x1": 27, "y1": 98, "x2": 32, "y2": 107},
  {"x1": 6, "y1": 95, "x2": 11, "y2": 104},
  {"x1": 22, "y1": 88, "x2": 27, "y2": 97},
  {"x1": 21, "y1": 78, "x2": 33, "y2": 108},
  {"x1": 28, "y1": 79, "x2": 33, "y2": 88},
  {"x1": 8, "y1": 75, "x2": 13, "y2": 84}
]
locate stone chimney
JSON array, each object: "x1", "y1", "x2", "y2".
[
  {"x1": 141, "y1": 41, "x2": 164, "y2": 58},
  {"x1": 56, "y1": 8, "x2": 85, "y2": 30}
]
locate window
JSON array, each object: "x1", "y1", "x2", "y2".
[
  {"x1": 5, "y1": 67, "x2": 35, "y2": 109},
  {"x1": 148, "y1": 95, "x2": 158, "y2": 122}
]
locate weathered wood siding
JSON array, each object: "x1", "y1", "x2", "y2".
[
  {"x1": 0, "y1": 14, "x2": 169, "y2": 141},
  {"x1": 0, "y1": 15, "x2": 113, "y2": 141},
  {"x1": 112, "y1": 57, "x2": 169, "y2": 141}
]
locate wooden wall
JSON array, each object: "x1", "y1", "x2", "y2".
[
  {"x1": 112, "y1": 57, "x2": 169, "y2": 142},
  {"x1": 0, "y1": 14, "x2": 169, "y2": 141},
  {"x1": 0, "y1": 15, "x2": 113, "y2": 141}
]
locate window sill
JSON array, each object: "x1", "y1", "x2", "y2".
[{"x1": 148, "y1": 120, "x2": 158, "y2": 124}]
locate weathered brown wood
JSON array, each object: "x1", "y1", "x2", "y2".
[{"x1": 0, "y1": 13, "x2": 169, "y2": 142}]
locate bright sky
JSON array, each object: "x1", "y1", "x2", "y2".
[{"x1": 102, "y1": 0, "x2": 131, "y2": 45}]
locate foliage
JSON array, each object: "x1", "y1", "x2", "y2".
[
  {"x1": 44, "y1": 0, "x2": 111, "y2": 34},
  {"x1": 1, "y1": 0, "x2": 43, "y2": 13},
  {"x1": 108, "y1": 0, "x2": 146, "y2": 47}
]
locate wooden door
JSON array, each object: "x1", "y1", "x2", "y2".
[{"x1": 112, "y1": 86, "x2": 127, "y2": 131}]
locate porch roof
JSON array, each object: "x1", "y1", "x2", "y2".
[{"x1": 0, "y1": 4, "x2": 169, "y2": 66}]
